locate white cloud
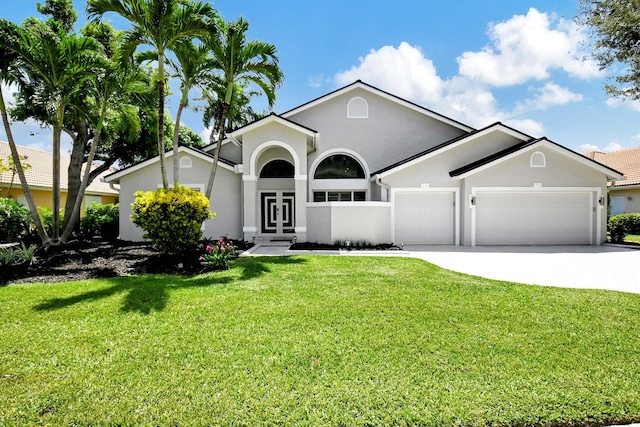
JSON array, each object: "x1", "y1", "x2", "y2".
[
  {"x1": 503, "y1": 119, "x2": 545, "y2": 137},
  {"x1": 606, "y1": 97, "x2": 640, "y2": 112},
  {"x1": 579, "y1": 143, "x2": 600, "y2": 152},
  {"x1": 604, "y1": 142, "x2": 623, "y2": 152},
  {"x1": 335, "y1": 42, "x2": 444, "y2": 104},
  {"x1": 457, "y1": 8, "x2": 602, "y2": 87},
  {"x1": 513, "y1": 82, "x2": 583, "y2": 114},
  {"x1": 578, "y1": 141, "x2": 624, "y2": 153},
  {"x1": 200, "y1": 127, "x2": 213, "y2": 145}
]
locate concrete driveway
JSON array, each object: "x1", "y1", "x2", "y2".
[{"x1": 403, "y1": 244, "x2": 640, "y2": 294}]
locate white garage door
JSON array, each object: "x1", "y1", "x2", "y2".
[
  {"x1": 394, "y1": 191, "x2": 455, "y2": 244},
  {"x1": 474, "y1": 191, "x2": 593, "y2": 245}
]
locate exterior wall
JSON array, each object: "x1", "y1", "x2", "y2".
[
  {"x1": 116, "y1": 152, "x2": 241, "y2": 242},
  {"x1": 287, "y1": 87, "x2": 467, "y2": 176},
  {"x1": 3, "y1": 187, "x2": 117, "y2": 214},
  {"x1": 306, "y1": 202, "x2": 391, "y2": 244},
  {"x1": 459, "y1": 147, "x2": 609, "y2": 245},
  {"x1": 609, "y1": 187, "x2": 640, "y2": 214},
  {"x1": 218, "y1": 142, "x2": 242, "y2": 164}
]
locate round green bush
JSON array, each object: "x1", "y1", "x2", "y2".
[
  {"x1": 131, "y1": 186, "x2": 215, "y2": 256},
  {"x1": 0, "y1": 197, "x2": 32, "y2": 243},
  {"x1": 608, "y1": 213, "x2": 640, "y2": 243},
  {"x1": 81, "y1": 202, "x2": 119, "y2": 241}
]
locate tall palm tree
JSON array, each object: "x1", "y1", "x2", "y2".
[
  {"x1": 87, "y1": 0, "x2": 215, "y2": 189},
  {"x1": 164, "y1": 40, "x2": 212, "y2": 185},
  {"x1": 1, "y1": 19, "x2": 100, "y2": 242},
  {"x1": 0, "y1": 21, "x2": 50, "y2": 244},
  {"x1": 203, "y1": 17, "x2": 284, "y2": 198}
]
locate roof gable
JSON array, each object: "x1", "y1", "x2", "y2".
[
  {"x1": 450, "y1": 138, "x2": 624, "y2": 181},
  {"x1": 104, "y1": 145, "x2": 236, "y2": 183},
  {"x1": 282, "y1": 80, "x2": 474, "y2": 132},
  {"x1": 374, "y1": 122, "x2": 532, "y2": 177}
]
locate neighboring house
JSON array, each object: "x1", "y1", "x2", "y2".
[
  {"x1": 585, "y1": 147, "x2": 640, "y2": 215},
  {"x1": 106, "y1": 81, "x2": 623, "y2": 246},
  {"x1": 0, "y1": 141, "x2": 119, "y2": 210}
]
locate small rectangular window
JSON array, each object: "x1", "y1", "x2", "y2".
[
  {"x1": 313, "y1": 192, "x2": 326, "y2": 202},
  {"x1": 339, "y1": 192, "x2": 352, "y2": 201},
  {"x1": 354, "y1": 191, "x2": 366, "y2": 201},
  {"x1": 327, "y1": 192, "x2": 340, "y2": 202}
]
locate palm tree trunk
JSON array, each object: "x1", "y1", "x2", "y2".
[
  {"x1": 63, "y1": 118, "x2": 88, "y2": 233},
  {"x1": 52, "y1": 108, "x2": 64, "y2": 243},
  {"x1": 172, "y1": 101, "x2": 186, "y2": 186},
  {"x1": 0, "y1": 89, "x2": 50, "y2": 244},
  {"x1": 157, "y1": 50, "x2": 169, "y2": 189},
  {"x1": 204, "y1": 101, "x2": 230, "y2": 199}
]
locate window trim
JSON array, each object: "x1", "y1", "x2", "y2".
[
  {"x1": 530, "y1": 151, "x2": 546, "y2": 168},
  {"x1": 180, "y1": 156, "x2": 192, "y2": 169},
  {"x1": 347, "y1": 97, "x2": 369, "y2": 119}
]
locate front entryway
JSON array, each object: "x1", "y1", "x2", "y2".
[{"x1": 261, "y1": 191, "x2": 295, "y2": 234}]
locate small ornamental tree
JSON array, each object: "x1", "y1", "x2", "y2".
[{"x1": 131, "y1": 185, "x2": 214, "y2": 255}]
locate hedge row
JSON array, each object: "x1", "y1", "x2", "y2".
[{"x1": 608, "y1": 213, "x2": 640, "y2": 243}]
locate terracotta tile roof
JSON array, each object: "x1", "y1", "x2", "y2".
[
  {"x1": 0, "y1": 141, "x2": 118, "y2": 195},
  {"x1": 584, "y1": 146, "x2": 640, "y2": 187}
]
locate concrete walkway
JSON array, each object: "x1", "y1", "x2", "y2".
[{"x1": 245, "y1": 243, "x2": 640, "y2": 294}]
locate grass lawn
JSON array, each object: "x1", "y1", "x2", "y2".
[
  {"x1": 1, "y1": 256, "x2": 639, "y2": 426},
  {"x1": 625, "y1": 234, "x2": 640, "y2": 244}
]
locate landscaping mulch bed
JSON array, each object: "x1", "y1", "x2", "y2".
[{"x1": 2, "y1": 239, "x2": 245, "y2": 285}]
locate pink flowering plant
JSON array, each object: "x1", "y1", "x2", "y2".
[{"x1": 200, "y1": 237, "x2": 236, "y2": 270}]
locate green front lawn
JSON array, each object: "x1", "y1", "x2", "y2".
[
  {"x1": 1, "y1": 256, "x2": 639, "y2": 426},
  {"x1": 625, "y1": 234, "x2": 640, "y2": 244}
]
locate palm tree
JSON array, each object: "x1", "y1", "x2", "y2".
[
  {"x1": 0, "y1": 22, "x2": 50, "y2": 244},
  {"x1": 0, "y1": 19, "x2": 100, "y2": 243},
  {"x1": 87, "y1": 0, "x2": 215, "y2": 190},
  {"x1": 202, "y1": 17, "x2": 284, "y2": 198},
  {"x1": 163, "y1": 40, "x2": 212, "y2": 185},
  {"x1": 60, "y1": 51, "x2": 149, "y2": 242}
]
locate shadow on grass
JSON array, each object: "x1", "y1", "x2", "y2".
[
  {"x1": 33, "y1": 257, "x2": 307, "y2": 315},
  {"x1": 234, "y1": 256, "x2": 307, "y2": 281}
]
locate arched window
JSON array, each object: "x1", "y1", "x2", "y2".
[
  {"x1": 180, "y1": 156, "x2": 192, "y2": 169},
  {"x1": 260, "y1": 159, "x2": 294, "y2": 178},
  {"x1": 314, "y1": 154, "x2": 365, "y2": 179},
  {"x1": 347, "y1": 97, "x2": 368, "y2": 118},
  {"x1": 530, "y1": 151, "x2": 546, "y2": 168}
]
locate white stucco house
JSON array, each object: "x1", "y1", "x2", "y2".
[{"x1": 105, "y1": 81, "x2": 623, "y2": 246}]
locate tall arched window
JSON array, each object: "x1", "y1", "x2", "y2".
[
  {"x1": 260, "y1": 159, "x2": 294, "y2": 178},
  {"x1": 314, "y1": 154, "x2": 365, "y2": 179}
]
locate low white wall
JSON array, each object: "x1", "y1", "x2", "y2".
[{"x1": 306, "y1": 202, "x2": 391, "y2": 244}]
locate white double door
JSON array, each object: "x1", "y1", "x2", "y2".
[{"x1": 261, "y1": 191, "x2": 295, "y2": 234}]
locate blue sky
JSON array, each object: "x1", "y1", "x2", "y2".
[{"x1": 2, "y1": 0, "x2": 640, "y2": 155}]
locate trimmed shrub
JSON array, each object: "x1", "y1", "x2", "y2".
[
  {"x1": 38, "y1": 206, "x2": 64, "y2": 237},
  {"x1": 0, "y1": 197, "x2": 31, "y2": 243},
  {"x1": 608, "y1": 213, "x2": 640, "y2": 243},
  {"x1": 81, "y1": 202, "x2": 119, "y2": 241},
  {"x1": 131, "y1": 185, "x2": 215, "y2": 256}
]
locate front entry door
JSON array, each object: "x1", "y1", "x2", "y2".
[{"x1": 261, "y1": 191, "x2": 295, "y2": 234}]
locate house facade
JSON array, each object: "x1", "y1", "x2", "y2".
[
  {"x1": 585, "y1": 148, "x2": 640, "y2": 215},
  {"x1": 106, "y1": 81, "x2": 623, "y2": 246}
]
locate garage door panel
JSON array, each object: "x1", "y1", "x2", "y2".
[
  {"x1": 395, "y1": 192, "x2": 454, "y2": 245},
  {"x1": 475, "y1": 192, "x2": 592, "y2": 245}
]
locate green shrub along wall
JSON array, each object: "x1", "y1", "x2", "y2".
[
  {"x1": 131, "y1": 186, "x2": 214, "y2": 256},
  {"x1": 608, "y1": 213, "x2": 640, "y2": 243}
]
